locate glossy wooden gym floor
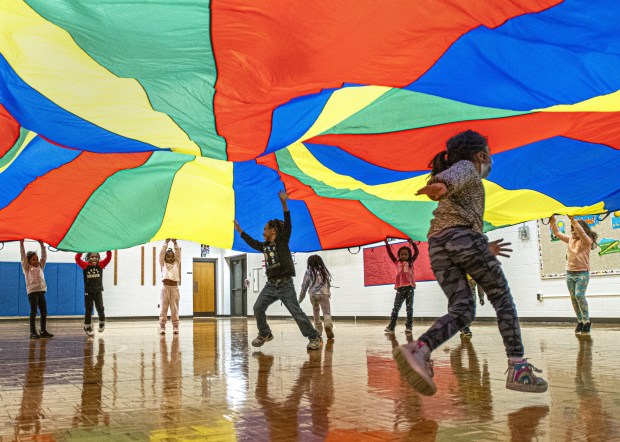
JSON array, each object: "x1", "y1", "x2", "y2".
[{"x1": 1, "y1": 319, "x2": 618, "y2": 441}]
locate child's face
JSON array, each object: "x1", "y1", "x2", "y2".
[
  {"x1": 28, "y1": 254, "x2": 39, "y2": 267},
  {"x1": 165, "y1": 250, "x2": 176, "y2": 264},
  {"x1": 88, "y1": 254, "x2": 100, "y2": 265},
  {"x1": 263, "y1": 223, "x2": 276, "y2": 242},
  {"x1": 398, "y1": 249, "x2": 411, "y2": 261}
]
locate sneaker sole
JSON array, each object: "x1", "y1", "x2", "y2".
[
  {"x1": 506, "y1": 382, "x2": 548, "y2": 393},
  {"x1": 325, "y1": 325, "x2": 334, "y2": 339},
  {"x1": 392, "y1": 344, "x2": 437, "y2": 396}
]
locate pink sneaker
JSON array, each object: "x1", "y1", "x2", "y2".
[{"x1": 393, "y1": 340, "x2": 437, "y2": 396}]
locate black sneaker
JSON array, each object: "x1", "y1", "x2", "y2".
[
  {"x1": 40, "y1": 331, "x2": 54, "y2": 338},
  {"x1": 30, "y1": 332, "x2": 40, "y2": 339},
  {"x1": 581, "y1": 322, "x2": 591, "y2": 334},
  {"x1": 460, "y1": 326, "x2": 473, "y2": 338},
  {"x1": 575, "y1": 323, "x2": 583, "y2": 334}
]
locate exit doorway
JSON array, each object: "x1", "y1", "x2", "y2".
[
  {"x1": 193, "y1": 259, "x2": 216, "y2": 317},
  {"x1": 230, "y1": 255, "x2": 247, "y2": 316}
]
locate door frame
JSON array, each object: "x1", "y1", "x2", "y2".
[
  {"x1": 192, "y1": 258, "x2": 218, "y2": 317},
  {"x1": 229, "y1": 254, "x2": 247, "y2": 317}
]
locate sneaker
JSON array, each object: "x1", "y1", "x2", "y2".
[
  {"x1": 581, "y1": 322, "x2": 591, "y2": 335},
  {"x1": 405, "y1": 328, "x2": 413, "y2": 335},
  {"x1": 307, "y1": 336, "x2": 321, "y2": 350},
  {"x1": 252, "y1": 333, "x2": 274, "y2": 347},
  {"x1": 84, "y1": 325, "x2": 95, "y2": 337},
  {"x1": 159, "y1": 326, "x2": 166, "y2": 335},
  {"x1": 505, "y1": 359, "x2": 548, "y2": 393},
  {"x1": 173, "y1": 326, "x2": 179, "y2": 335},
  {"x1": 40, "y1": 331, "x2": 54, "y2": 338},
  {"x1": 460, "y1": 326, "x2": 473, "y2": 338},
  {"x1": 384, "y1": 326, "x2": 395, "y2": 334},
  {"x1": 575, "y1": 323, "x2": 583, "y2": 334},
  {"x1": 98, "y1": 322, "x2": 105, "y2": 333},
  {"x1": 325, "y1": 323, "x2": 335, "y2": 339},
  {"x1": 392, "y1": 341, "x2": 437, "y2": 396},
  {"x1": 30, "y1": 332, "x2": 40, "y2": 339}
]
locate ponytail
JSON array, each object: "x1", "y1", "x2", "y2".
[{"x1": 429, "y1": 150, "x2": 450, "y2": 176}]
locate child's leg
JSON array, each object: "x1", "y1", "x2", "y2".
[
  {"x1": 573, "y1": 271, "x2": 590, "y2": 323},
  {"x1": 38, "y1": 293, "x2": 48, "y2": 332},
  {"x1": 159, "y1": 287, "x2": 170, "y2": 328},
  {"x1": 319, "y1": 295, "x2": 332, "y2": 328},
  {"x1": 28, "y1": 293, "x2": 38, "y2": 334},
  {"x1": 253, "y1": 282, "x2": 278, "y2": 337},
  {"x1": 405, "y1": 287, "x2": 414, "y2": 329},
  {"x1": 566, "y1": 272, "x2": 582, "y2": 322},
  {"x1": 310, "y1": 295, "x2": 321, "y2": 326},
  {"x1": 84, "y1": 292, "x2": 95, "y2": 325},
  {"x1": 170, "y1": 287, "x2": 180, "y2": 327},
  {"x1": 93, "y1": 292, "x2": 105, "y2": 323},
  {"x1": 451, "y1": 231, "x2": 525, "y2": 359},
  {"x1": 388, "y1": 289, "x2": 407, "y2": 329},
  {"x1": 277, "y1": 280, "x2": 317, "y2": 338}
]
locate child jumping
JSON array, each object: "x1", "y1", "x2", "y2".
[
  {"x1": 75, "y1": 251, "x2": 112, "y2": 336},
  {"x1": 393, "y1": 129, "x2": 548, "y2": 396},
  {"x1": 20, "y1": 240, "x2": 53, "y2": 339},
  {"x1": 159, "y1": 239, "x2": 181, "y2": 335},
  {"x1": 549, "y1": 215, "x2": 598, "y2": 335},
  {"x1": 383, "y1": 238, "x2": 419, "y2": 335},
  {"x1": 299, "y1": 255, "x2": 334, "y2": 339},
  {"x1": 234, "y1": 191, "x2": 321, "y2": 350}
]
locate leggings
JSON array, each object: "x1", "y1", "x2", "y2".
[
  {"x1": 388, "y1": 286, "x2": 414, "y2": 329},
  {"x1": 418, "y1": 228, "x2": 524, "y2": 358},
  {"x1": 566, "y1": 270, "x2": 590, "y2": 323},
  {"x1": 28, "y1": 291, "x2": 47, "y2": 333}
]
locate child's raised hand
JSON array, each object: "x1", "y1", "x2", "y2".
[
  {"x1": 568, "y1": 215, "x2": 575, "y2": 222},
  {"x1": 488, "y1": 239, "x2": 512, "y2": 258},
  {"x1": 234, "y1": 219, "x2": 242, "y2": 233},
  {"x1": 416, "y1": 182, "x2": 447, "y2": 201},
  {"x1": 278, "y1": 190, "x2": 289, "y2": 202}
]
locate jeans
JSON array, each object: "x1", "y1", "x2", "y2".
[
  {"x1": 418, "y1": 228, "x2": 524, "y2": 358},
  {"x1": 28, "y1": 291, "x2": 47, "y2": 333},
  {"x1": 254, "y1": 278, "x2": 317, "y2": 339},
  {"x1": 566, "y1": 270, "x2": 590, "y2": 323},
  {"x1": 84, "y1": 291, "x2": 105, "y2": 325}
]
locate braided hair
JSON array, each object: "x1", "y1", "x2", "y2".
[
  {"x1": 429, "y1": 130, "x2": 488, "y2": 177},
  {"x1": 307, "y1": 255, "x2": 332, "y2": 289}
]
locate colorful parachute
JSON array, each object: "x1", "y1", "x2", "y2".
[{"x1": 2, "y1": 0, "x2": 620, "y2": 252}]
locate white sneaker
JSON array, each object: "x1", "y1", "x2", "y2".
[
  {"x1": 307, "y1": 336, "x2": 321, "y2": 350},
  {"x1": 393, "y1": 341, "x2": 436, "y2": 396},
  {"x1": 325, "y1": 323, "x2": 335, "y2": 339}
]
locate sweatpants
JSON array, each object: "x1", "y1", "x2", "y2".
[
  {"x1": 84, "y1": 291, "x2": 105, "y2": 325},
  {"x1": 418, "y1": 228, "x2": 524, "y2": 358},
  {"x1": 160, "y1": 285, "x2": 180, "y2": 327},
  {"x1": 310, "y1": 293, "x2": 333, "y2": 328},
  {"x1": 28, "y1": 291, "x2": 47, "y2": 333}
]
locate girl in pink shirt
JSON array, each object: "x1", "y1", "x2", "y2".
[
  {"x1": 549, "y1": 215, "x2": 598, "y2": 335},
  {"x1": 384, "y1": 238, "x2": 419, "y2": 335}
]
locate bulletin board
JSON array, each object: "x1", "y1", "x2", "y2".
[
  {"x1": 538, "y1": 214, "x2": 620, "y2": 279},
  {"x1": 363, "y1": 241, "x2": 435, "y2": 287}
]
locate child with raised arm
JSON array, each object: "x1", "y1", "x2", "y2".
[
  {"x1": 299, "y1": 255, "x2": 334, "y2": 339},
  {"x1": 234, "y1": 191, "x2": 321, "y2": 350},
  {"x1": 383, "y1": 238, "x2": 419, "y2": 335},
  {"x1": 393, "y1": 129, "x2": 547, "y2": 396},
  {"x1": 159, "y1": 239, "x2": 181, "y2": 335},
  {"x1": 549, "y1": 215, "x2": 598, "y2": 335},
  {"x1": 20, "y1": 240, "x2": 53, "y2": 339},
  {"x1": 75, "y1": 251, "x2": 112, "y2": 336}
]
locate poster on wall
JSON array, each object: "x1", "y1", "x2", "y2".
[
  {"x1": 363, "y1": 240, "x2": 435, "y2": 287},
  {"x1": 538, "y1": 213, "x2": 620, "y2": 279}
]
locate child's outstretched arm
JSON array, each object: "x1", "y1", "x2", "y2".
[
  {"x1": 279, "y1": 191, "x2": 292, "y2": 241},
  {"x1": 383, "y1": 238, "x2": 398, "y2": 262},
  {"x1": 299, "y1": 270, "x2": 310, "y2": 303},
  {"x1": 410, "y1": 240, "x2": 420, "y2": 262},
  {"x1": 20, "y1": 240, "x2": 27, "y2": 270},
  {"x1": 549, "y1": 215, "x2": 570, "y2": 244},
  {"x1": 100, "y1": 251, "x2": 113, "y2": 269},
  {"x1": 172, "y1": 239, "x2": 181, "y2": 263},
  {"x1": 75, "y1": 253, "x2": 88, "y2": 269},
  {"x1": 39, "y1": 241, "x2": 47, "y2": 269},
  {"x1": 159, "y1": 239, "x2": 169, "y2": 267},
  {"x1": 234, "y1": 220, "x2": 264, "y2": 252}
]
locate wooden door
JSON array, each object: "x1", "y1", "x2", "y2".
[{"x1": 193, "y1": 261, "x2": 215, "y2": 316}]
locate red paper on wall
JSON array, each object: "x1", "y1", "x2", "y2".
[{"x1": 363, "y1": 241, "x2": 435, "y2": 287}]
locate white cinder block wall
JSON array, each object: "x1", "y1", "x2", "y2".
[
  {"x1": 246, "y1": 221, "x2": 620, "y2": 320},
  {"x1": 3, "y1": 221, "x2": 620, "y2": 319}
]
